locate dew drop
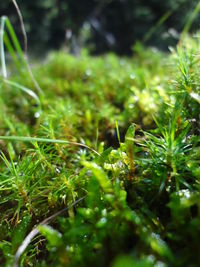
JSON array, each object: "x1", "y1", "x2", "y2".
[{"x1": 34, "y1": 112, "x2": 40, "y2": 118}]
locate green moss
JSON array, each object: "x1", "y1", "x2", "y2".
[{"x1": 0, "y1": 34, "x2": 200, "y2": 267}]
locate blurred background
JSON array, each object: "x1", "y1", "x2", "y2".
[{"x1": 0, "y1": 0, "x2": 199, "y2": 55}]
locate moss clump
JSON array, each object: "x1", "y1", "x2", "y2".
[{"x1": 0, "y1": 36, "x2": 200, "y2": 267}]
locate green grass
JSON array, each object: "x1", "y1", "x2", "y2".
[{"x1": 0, "y1": 24, "x2": 200, "y2": 267}]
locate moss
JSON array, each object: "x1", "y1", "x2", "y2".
[{"x1": 0, "y1": 34, "x2": 200, "y2": 267}]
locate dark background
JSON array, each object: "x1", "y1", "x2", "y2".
[{"x1": 0, "y1": 0, "x2": 199, "y2": 55}]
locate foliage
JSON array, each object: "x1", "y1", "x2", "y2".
[
  {"x1": 0, "y1": 21, "x2": 200, "y2": 267},
  {"x1": 0, "y1": 0, "x2": 199, "y2": 53}
]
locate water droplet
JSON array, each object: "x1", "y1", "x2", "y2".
[
  {"x1": 128, "y1": 104, "x2": 134, "y2": 109},
  {"x1": 177, "y1": 189, "x2": 191, "y2": 199},
  {"x1": 86, "y1": 69, "x2": 92, "y2": 76},
  {"x1": 56, "y1": 167, "x2": 61, "y2": 173},
  {"x1": 130, "y1": 74, "x2": 135, "y2": 80},
  {"x1": 102, "y1": 209, "x2": 107, "y2": 216},
  {"x1": 34, "y1": 112, "x2": 40, "y2": 118}
]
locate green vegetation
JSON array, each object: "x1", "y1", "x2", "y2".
[
  {"x1": 0, "y1": 18, "x2": 200, "y2": 267},
  {"x1": 1, "y1": 0, "x2": 199, "y2": 53}
]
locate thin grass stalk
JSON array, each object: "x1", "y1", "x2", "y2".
[
  {"x1": 0, "y1": 17, "x2": 7, "y2": 78},
  {"x1": 13, "y1": 196, "x2": 86, "y2": 267},
  {"x1": 11, "y1": 0, "x2": 43, "y2": 95},
  {"x1": 0, "y1": 135, "x2": 100, "y2": 156}
]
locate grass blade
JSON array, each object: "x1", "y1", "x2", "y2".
[
  {"x1": 3, "y1": 79, "x2": 40, "y2": 104},
  {"x1": 3, "y1": 32, "x2": 21, "y2": 69},
  {"x1": 182, "y1": 1, "x2": 200, "y2": 36},
  {"x1": 5, "y1": 17, "x2": 26, "y2": 66},
  {"x1": 13, "y1": 196, "x2": 86, "y2": 267},
  {"x1": 144, "y1": 11, "x2": 172, "y2": 42},
  {"x1": 0, "y1": 15, "x2": 43, "y2": 95},
  {"x1": 0, "y1": 16, "x2": 7, "y2": 78},
  {"x1": 0, "y1": 135, "x2": 100, "y2": 156}
]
